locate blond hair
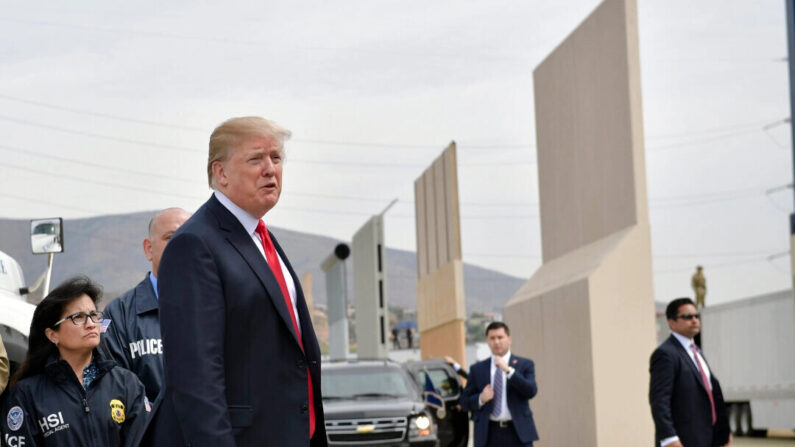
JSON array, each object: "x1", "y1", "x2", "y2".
[{"x1": 207, "y1": 116, "x2": 291, "y2": 189}]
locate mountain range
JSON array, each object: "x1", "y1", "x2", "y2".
[{"x1": 0, "y1": 211, "x2": 525, "y2": 314}]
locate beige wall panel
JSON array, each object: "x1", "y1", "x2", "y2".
[
  {"x1": 414, "y1": 177, "x2": 428, "y2": 277},
  {"x1": 533, "y1": 0, "x2": 645, "y2": 263},
  {"x1": 424, "y1": 173, "x2": 439, "y2": 274},
  {"x1": 433, "y1": 157, "x2": 449, "y2": 267},
  {"x1": 588, "y1": 225, "x2": 656, "y2": 445},
  {"x1": 420, "y1": 320, "x2": 466, "y2": 366},
  {"x1": 506, "y1": 0, "x2": 654, "y2": 444},
  {"x1": 416, "y1": 259, "x2": 466, "y2": 332},
  {"x1": 506, "y1": 227, "x2": 630, "y2": 306},
  {"x1": 623, "y1": 0, "x2": 649, "y2": 222},
  {"x1": 506, "y1": 281, "x2": 597, "y2": 446},
  {"x1": 414, "y1": 143, "x2": 466, "y2": 367},
  {"x1": 443, "y1": 147, "x2": 462, "y2": 260}
]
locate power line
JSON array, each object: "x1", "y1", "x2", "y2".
[
  {"x1": 0, "y1": 192, "x2": 100, "y2": 214},
  {"x1": 0, "y1": 144, "x2": 781, "y2": 213}
]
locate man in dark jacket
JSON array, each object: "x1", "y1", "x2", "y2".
[
  {"x1": 649, "y1": 297, "x2": 731, "y2": 447},
  {"x1": 461, "y1": 322, "x2": 538, "y2": 447},
  {"x1": 102, "y1": 208, "x2": 190, "y2": 401},
  {"x1": 147, "y1": 117, "x2": 326, "y2": 446}
]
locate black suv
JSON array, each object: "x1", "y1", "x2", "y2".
[{"x1": 322, "y1": 359, "x2": 439, "y2": 446}]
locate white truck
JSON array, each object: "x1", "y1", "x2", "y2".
[
  {"x1": 0, "y1": 249, "x2": 36, "y2": 372},
  {"x1": 700, "y1": 289, "x2": 795, "y2": 436}
]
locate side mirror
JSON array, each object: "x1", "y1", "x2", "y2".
[{"x1": 30, "y1": 218, "x2": 64, "y2": 254}]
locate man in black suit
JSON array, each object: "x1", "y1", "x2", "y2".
[
  {"x1": 149, "y1": 116, "x2": 326, "y2": 447},
  {"x1": 649, "y1": 298, "x2": 731, "y2": 447},
  {"x1": 461, "y1": 322, "x2": 538, "y2": 447}
]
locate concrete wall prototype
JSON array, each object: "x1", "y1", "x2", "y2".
[
  {"x1": 353, "y1": 216, "x2": 389, "y2": 358},
  {"x1": 503, "y1": 0, "x2": 657, "y2": 445},
  {"x1": 414, "y1": 142, "x2": 466, "y2": 365},
  {"x1": 322, "y1": 245, "x2": 350, "y2": 360}
]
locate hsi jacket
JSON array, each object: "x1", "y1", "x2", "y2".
[{"x1": 1, "y1": 351, "x2": 149, "y2": 447}]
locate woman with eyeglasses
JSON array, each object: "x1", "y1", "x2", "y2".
[{"x1": 1, "y1": 276, "x2": 149, "y2": 447}]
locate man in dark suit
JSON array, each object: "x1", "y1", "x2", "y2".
[
  {"x1": 649, "y1": 298, "x2": 731, "y2": 447},
  {"x1": 149, "y1": 116, "x2": 326, "y2": 447},
  {"x1": 461, "y1": 322, "x2": 538, "y2": 447}
]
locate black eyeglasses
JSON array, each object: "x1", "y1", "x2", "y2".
[
  {"x1": 53, "y1": 311, "x2": 104, "y2": 327},
  {"x1": 675, "y1": 313, "x2": 700, "y2": 321}
]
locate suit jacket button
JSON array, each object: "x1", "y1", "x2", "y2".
[
  {"x1": 297, "y1": 360, "x2": 305, "y2": 368},
  {"x1": 301, "y1": 404, "x2": 308, "y2": 413}
]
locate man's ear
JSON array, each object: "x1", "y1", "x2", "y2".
[
  {"x1": 212, "y1": 161, "x2": 228, "y2": 188},
  {"x1": 143, "y1": 238, "x2": 153, "y2": 262}
]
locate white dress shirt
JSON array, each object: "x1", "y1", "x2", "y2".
[
  {"x1": 660, "y1": 332, "x2": 712, "y2": 447},
  {"x1": 214, "y1": 191, "x2": 300, "y2": 333},
  {"x1": 671, "y1": 331, "x2": 711, "y2": 386}
]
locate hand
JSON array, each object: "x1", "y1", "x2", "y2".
[
  {"x1": 667, "y1": 441, "x2": 683, "y2": 447},
  {"x1": 723, "y1": 433, "x2": 733, "y2": 446},
  {"x1": 480, "y1": 384, "x2": 494, "y2": 403},
  {"x1": 494, "y1": 356, "x2": 510, "y2": 372},
  {"x1": 444, "y1": 356, "x2": 456, "y2": 365}
]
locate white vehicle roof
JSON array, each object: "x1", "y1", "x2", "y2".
[
  {"x1": 0, "y1": 249, "x2": 26, "y2": 299},
  {"x1": 0, "y1": 292, "x2": 35, "y2": 336}
]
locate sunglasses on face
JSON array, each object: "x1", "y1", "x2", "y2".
[{"x1": 675, "y1": 313, "x2": 700, "y2": 321}]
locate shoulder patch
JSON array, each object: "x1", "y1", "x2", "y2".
[{"x1": 7, "y1": 406, "x2": 24, "y2": 431}]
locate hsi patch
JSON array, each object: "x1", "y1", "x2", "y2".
[
  {"x1": 7, "y1": 406, "x2": 23, "y2": 431},
  {"x1": 109, "y1": 399, "x2": 125, "y2": 424}
]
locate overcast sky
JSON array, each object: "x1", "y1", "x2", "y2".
[{"x1": 0, "y1": 0, "x2": 792, "y2": 307}]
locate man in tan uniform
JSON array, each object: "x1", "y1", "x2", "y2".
[
  {"x1": 691, "y1": 266, "x2": 706, "y2": 309},
  {"x1": 0, "y1": 333, "x2": 9, "y2": 394}
]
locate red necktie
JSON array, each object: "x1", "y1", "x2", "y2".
[
  {"x1": 691, "y1": 343, "x2": 717, "y2": 424},
  {"x1": 256, "y1": 220, "x2": 315, "y2": 438}
]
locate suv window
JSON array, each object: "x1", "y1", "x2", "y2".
[
  {"x1": 417, "y1": 368, "x2": 460, "y2": 399},
  {"x1": 322, "y1": 367, "x2": 412, "y2": 399}
]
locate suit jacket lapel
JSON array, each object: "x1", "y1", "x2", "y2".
[
  {"x1": 207, "y1": 196, "x2": 302, "y2": 349},
  {"x1": 270, "y1": 230, "x2": 315, "y2": 353},
  {"x1": 668, "y1": 335, "x2": 709, "y2": 395}
]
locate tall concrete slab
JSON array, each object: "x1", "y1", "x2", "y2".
[
  {"x1": 414, "y1": 142, "x2": 466, "y2": 365},
  {"x1": 503, "y1": 0, "x2": 656, "y2": 445},
  {"x1": 353, "y1": 216, "x2": 389, "y2": 358},
  {"x1": 322, "y1": 244, "x2": 350, "y2": 360}
]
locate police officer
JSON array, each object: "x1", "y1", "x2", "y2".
[
  {"x1": 1, "y1": 276, "x2": 149, "y2": 447},
  {"x1": 102, "y1": 208, "x2": 190, "y2": 401}
]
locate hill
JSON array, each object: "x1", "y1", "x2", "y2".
[{"x1": 0, "y1": 212, "x2": 525, "y2": 313}]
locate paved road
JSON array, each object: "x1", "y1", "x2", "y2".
[{"x1": 734, "y1": 438, "x2": 795, "y2": 447}]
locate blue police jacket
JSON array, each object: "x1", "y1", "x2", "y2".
[
  {"x1": 102, "y1": 275, "x2": 163, "y2": 401},
  {"x1": 1, "y1": 351, "x2": 149, "y2": 447}
]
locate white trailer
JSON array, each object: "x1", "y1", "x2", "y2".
[{"x1": 700, "y1": 290, "x2": 795, "y2": 435}]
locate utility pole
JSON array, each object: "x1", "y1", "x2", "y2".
[{"x1": 785, "y1": 0, "x2": 795, "y2": 347}]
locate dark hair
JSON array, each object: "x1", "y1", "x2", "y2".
[
  {"x1": 485, "y1": 321, "x2": 510, "y2": 337},
  {"x1": 9, "y1": 276, "x2": 102, "y2": 387},
  {"x1": 665, "y1": 297, "x2": 695, "y2": 320}
]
